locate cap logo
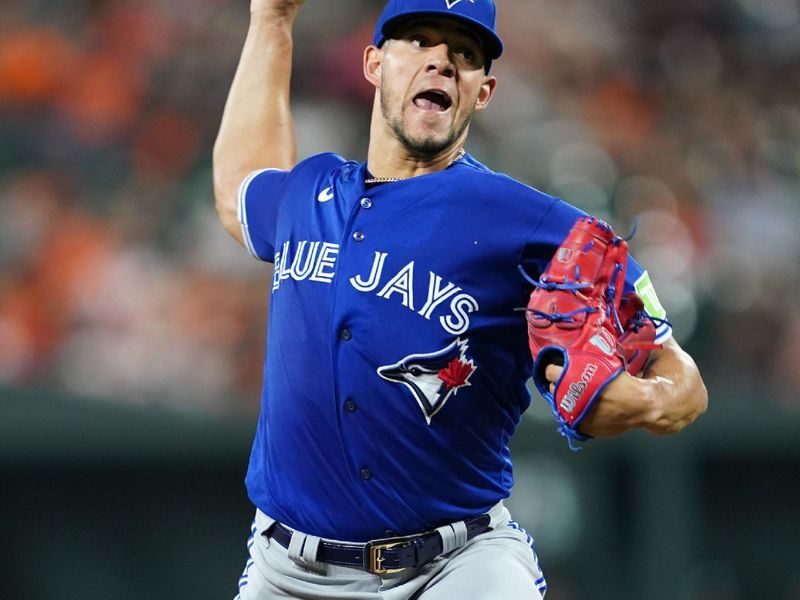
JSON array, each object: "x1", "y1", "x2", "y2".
[
  {"x1": 374, "y1": 0, "x2": 501, "y2": 61},
  {"x1": 445, "y1": 0, "x2": 475, "y2": 9}
]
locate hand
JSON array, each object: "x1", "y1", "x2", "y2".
[
  {"x1": 543, "y1": 339, "x2": 708, "y2": 439},
  {"x1": 545, "y1": 364, "x2": 644, "y2": 437},
  {"x1": 543, "y1": 364, "x2": 562, "y2": 396},
  {"x1": 543, "y1": 363, "x2": 648, "y2": 437},
  {"x1": 574, "y1": 371, "x2": 649, "y2": 437}
]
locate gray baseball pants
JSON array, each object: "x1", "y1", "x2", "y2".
[{"x1": 234, "y1": 502, "x2": 547, "y2": 600}]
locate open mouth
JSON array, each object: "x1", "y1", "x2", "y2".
[{"x1": 413, "y1": 90, "x2": 452, "y2": 112}]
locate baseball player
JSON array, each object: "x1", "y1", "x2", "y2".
[{"x1": 212, "y1": 0, "x2": 708, "y2": 598}]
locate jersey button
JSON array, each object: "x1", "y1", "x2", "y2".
[
  {"x1": 360, "y1": 198, "x2": 373, "y2": 209},
  {"x1": 360, "y1": 467, "x2": 372, "y2": 480},
  {"x1": 353, "y1": 231, "x2": 365, "y2": 242},
  {"x1": 340, "y1": 328, "x2": 352, "y2": 341},
  {"x1": 345, "y1": 400, "x2": 357, "y2": 413}
]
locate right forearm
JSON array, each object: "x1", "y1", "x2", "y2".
[{"x1": 213, "y1": 10, "x2": 299, "y2": 238}]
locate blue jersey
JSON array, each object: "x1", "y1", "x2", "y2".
[{"x1": 238, "y1": 152, "x2": 671, "y2": 542}]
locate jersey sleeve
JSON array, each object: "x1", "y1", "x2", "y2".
[
  {"x1": 522, "y1": 197, "x2": 673, "y2": 342},
  {"x1": 238, "y1": 153, "x2": 350, "y2": 262},
  {"x1": 625, "y1": 258, "x2": 673, "y2": 343},
  {"x1": 238, "y1": 168, "x2": 288, "y2": 261}
]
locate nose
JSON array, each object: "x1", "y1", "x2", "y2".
[{"x1": 424, "y1": 43, "x2": 456, "y2": 78}]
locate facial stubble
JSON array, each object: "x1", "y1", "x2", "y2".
[{"x1": 380, "y1": 78, "x2": 472, "y2": 158}]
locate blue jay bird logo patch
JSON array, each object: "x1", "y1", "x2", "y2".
[{"x1": 378, "y1": 339, "x2": 476, "y2": 424}]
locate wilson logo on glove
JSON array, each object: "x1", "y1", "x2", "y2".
[
  {"x1": 560, "y1": 363, "x2": 599, "y2": 414},
  {"x1": 518, "y1": 216, "x2": 664, "y2": 450}
]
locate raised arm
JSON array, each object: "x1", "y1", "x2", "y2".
[
  {"x1": 212, "y1": 0, "x2": 305, "y2": 246},
  {"x1": 560, "y1": 337, "x2": 709, "y2": 438}
]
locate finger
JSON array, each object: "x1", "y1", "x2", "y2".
[{"x1": 545, "y1": 364, "x2": 563, "y2": 383}]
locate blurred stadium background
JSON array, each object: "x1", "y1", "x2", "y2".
[{"x1": 1, "y1": 0, "x2": 799, "y2": 598}]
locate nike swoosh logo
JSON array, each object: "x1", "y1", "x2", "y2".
[{"x1": 317, "y1": 187, "x2": 334, "y2": 203}]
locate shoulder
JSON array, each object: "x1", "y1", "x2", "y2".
[
  {"x1": 456, "y1": 155, "x2": 583, "y2": 227},
  {"x1": 458, "y1": 156, "x2": 595, "y2": 244},
  {"x1": 458, "y1": 154, "x2": 559, "y2": 204},
  {"x1": 242, "y1": 152, "x2": 354, "y2": 197},
  {"x1": 291, "y1": 152, "x2": 352, "y2": 176},
  {"x1": 272, "y1": 152, "x2": 361, "y2": 194}
]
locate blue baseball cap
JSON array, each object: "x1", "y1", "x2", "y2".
[{"x1": 374, "y1": 0, "x2": 503, "y2": 61}]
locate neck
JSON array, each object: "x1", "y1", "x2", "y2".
[
  {"x1": 366, "y1": 145, "x2": 465, "y2": 182},
  {"x1": 367, "y1": 103, "x2": 468, "y2": 180},
  {"x1": 364, "y1": 147, "x2": 465, "y2": 184}
]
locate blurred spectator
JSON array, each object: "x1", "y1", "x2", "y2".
[{"x1": 1, "y1": 0, "x2": 799, "y2": 413}]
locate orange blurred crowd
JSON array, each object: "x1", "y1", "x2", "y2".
[{"x1": 1, "y1": 0, "x2": 799, "y2": 413}]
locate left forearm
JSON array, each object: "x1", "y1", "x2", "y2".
[
  {"x1": 637, "y1": 338, "x2": 708, "y2": 435},
  {"x1": 579, "y1": 338, "x2": 708, "y2": 438}
]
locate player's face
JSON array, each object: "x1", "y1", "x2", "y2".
[{"x1": 370, "y1": 19, "x2": 497, "y2": 156}]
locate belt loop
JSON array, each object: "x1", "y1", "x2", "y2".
[
  {"x1": 435, "y1": 524, "x2": 457, "y2": 554},
  {"x1": 436, "y1": 520, "x2": 469, "y2": 555},
  {"x1": 451, "y1": 521, "x2": 468, "y2": 548},
  {"x1": 287, "y1": 530, "x2": 328, "y2": 575},
  {"x1": 287, "y1": 531, "x2": 306, "y2": 563},
  {"x1": 302, "y1": 535, "x2": 321, "y2": 562},
  {"x1": 487, "y1": 501, "x2": 508, "y2": 529},
  {"x1": 301, "y1": 535, "x2": 328, "y2": 574}
]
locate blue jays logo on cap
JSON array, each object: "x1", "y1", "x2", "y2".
[{"x1": 373, "y1": 0, "x2": 503, "y2": 61}]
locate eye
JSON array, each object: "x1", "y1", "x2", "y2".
[
  {"x1": 409, "y1": 367, "x2": 423, "y2": 376},
  {"x1": 456, "y1": 45, "x2": 484, "y2": 68},
  {"x1": 410, "y1": 35, "x2": 430, "y2": 48},
  {"x1": 456, "y1": 47, "x2": 474, "y2": 61}
]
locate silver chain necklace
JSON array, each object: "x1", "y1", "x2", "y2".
[{"x1": 364, "y1": 148, "x2": 466, "y2": 185}]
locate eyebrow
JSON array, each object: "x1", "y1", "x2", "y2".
[{"x1": 399, "y1": 18, "x2": 485, "y2": 51}]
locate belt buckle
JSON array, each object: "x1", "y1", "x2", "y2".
[{"x1": 365, "y1": 537, "x2": 411, "y2": 575}]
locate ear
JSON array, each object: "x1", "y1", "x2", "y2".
[
  {"x1": 363, "y1": 45, "x2": 383, "y2": 88},
  {"x1": 473, "y1": 75, "x2": 497, "y2": 112}
]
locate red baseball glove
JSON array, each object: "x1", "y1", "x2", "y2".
[
  {"x1": 617, "y1": 292, "x2": 662, "y2": 375},
  {"x1": 522, "y1": 216, "x2": 661, "y2": 448}
]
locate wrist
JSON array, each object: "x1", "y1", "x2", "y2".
[
  {"x1": 605, "y1": 371, "x2": 662, "y2": 430},
  {"x1": 250, "y1": 5, "x2": 301, "y2": 25},
  {"x1": 634, "y1": 377, "x2": 658, "y2": 428},
  {"x1": 638, "y1": 375, "x2": 677, "y2": 432},
  {"x1": 246, "y1": 12, "x2": 295, "y2": 52}
]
